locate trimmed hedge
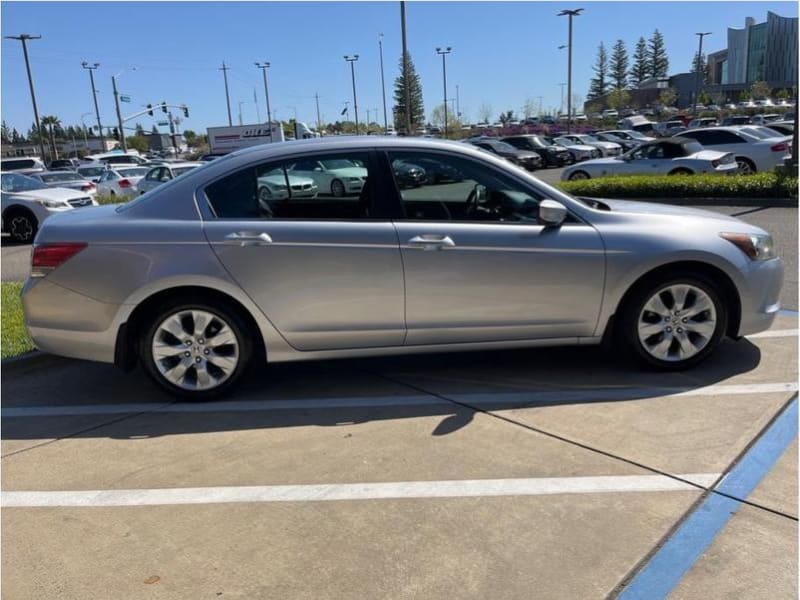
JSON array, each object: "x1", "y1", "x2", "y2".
[
  {"x1": 95, "y1": 194, "x2": 123, "y2": 205},
  {"x1": 557, "y1": 172, "x2": 798, "y2": 199},
  {"x1": 1, "y1": 282, "x2": 34, "y2": 359}
]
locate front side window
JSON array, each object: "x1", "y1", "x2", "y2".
[
  {"x1": 204, "y1": 152, "x2": 372, "y2": 220},
  {"x1": 388, "y1": 151, "x2": 543, "y2": 223}
]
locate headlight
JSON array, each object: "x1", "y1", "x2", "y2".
[
  {"x1": 346, "y1": 177, "x2": 361, "y2": 182},
  {"x1": 36, "y1": 198, "x2": 68, "y2": 208},
  {"x1": 720, "y1": 232, "x2": 777, "y2": 260}
]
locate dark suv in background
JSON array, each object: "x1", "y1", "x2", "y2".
[
  {"x1": 465, "y1": 137, "x2": 544, "y2": 171},
  {"x1": 502, "y1": 135, "x2": 574, "y2": 167}
]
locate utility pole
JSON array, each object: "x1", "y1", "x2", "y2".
[
  {"x1": 314, "y1": 93, "x2": 322, "y2": 136},
  {"x1": 558, "y1": 8, "x2": 583, "y2": 134},
  {"x1": 5, "y1": 35, "x2": 46, "y2": 159},
  {"x1": 558, "y1": 82, "x2": 566, "y2": 115},
  {"x1": 400, "y1": 1, "x2": 411, "y2": 134},
  {"x1": 80, "y1": 62, "x2": 105, "y2": 150},
  {"x1": 238, "y1": 101, "x2": 246, "y2": 125},
  {"x1": 255, "y1": 62, "x2": 272, "y2": 129},
  {"x1": 344, "y1": 54, "x2": 360, "y2": 134},
  {"x1": 168, "y1": 111, "x2": 178, "y2": 156},
  {"x1": 436, "y1": 47, "x2": 452, "y2": 138},
  {"x1": 219, "y1": 61, "x2": 232, "y2": 126},
  {"x1": 379, "y1": 33, "x2": 388, "y2": 133},
  {"x1": 693, "y1": 32, "x2": 712, "y2": 115},
  {"x1": 111, "y1": 73, "x2": 127, "y2": 151}
]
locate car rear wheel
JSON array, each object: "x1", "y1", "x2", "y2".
[
  {"x1": 5, "y1": 209, "x2": 37, "y2": 243},
  {"x1": 568, "y1": 170, "x2": 590, "y2": 181},
  {"x1": 668, "y1": 168, "x2": 693, "y2": 176},
  {"x1": 331, "y1": 179, "x2": 345, "y2": 197},
  {"x1": 735, "y1": 157, "x2": 756, "y2": 175},
  {"x1": 620, "y1": 276, "x2": 727, "y2": 370},
  {"x1": 140, "y1": 301, "x2": 252, "y2": 399}
]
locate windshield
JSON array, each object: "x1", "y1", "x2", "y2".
[
  {"x1": 626, "y1": 131, "x2": 650, "y2": 140},
  {"x1": 40, "y1": 173, "x2": 84, "y2": 183},
  {"x1": 78, "y1": 166, "x2": 106, "y2": 177},
  {"x1": 172, "y1": 166, "x2": 200, "y2": 177},
  {"x1": 1, "y1": 172, "x2": 48, "y2": 192},
  {"x1": 117, "y1": 167, "x2": 149, "y2": 178},
  {"x1": 493, "y1": 141, "x2": 517, "y2": 152},
  {"x1": 320, "y1": 159, "x2": 360, "y2": 170},
  {"x1": 683, "y1": 141, "x2": 704, "y2": 154},
  {"x1": 577, "y1": 135, "x2": 600, "y2": 143}
]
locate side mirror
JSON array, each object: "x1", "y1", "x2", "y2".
[
  {"x1": 539, "y1": 199, "x2": 567, "y2": 227},
  {"x1": 474, "y1": 184, "x2": 488, "y2": 203}
]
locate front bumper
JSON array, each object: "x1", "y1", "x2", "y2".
[{"x1": 737, "y1": 257, "x2": 784, "y2": 337}]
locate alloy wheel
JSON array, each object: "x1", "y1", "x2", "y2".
[
  {"x1": 151, "y1": 309, "x2": 240, "y2": 391},
  {"x1": 10, "y1": 216, "x2": 34, "y2": 242},
  {"x1": 637, "y1": 284, "x2": 717, "y2": 362},
  {"x1": 736, "y1": 159, "x2": 754, "y2": 175}
]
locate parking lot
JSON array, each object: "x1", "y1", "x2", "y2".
[{"x1": 2, "y1": 203, "x2": 797, "y2": 599}]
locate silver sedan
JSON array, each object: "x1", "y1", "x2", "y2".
[{"x1": 22, "y1": 137, "x2": 783, "y2": 398}]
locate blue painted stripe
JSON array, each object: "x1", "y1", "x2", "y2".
[
  {"x1": 778, "y1": 309, "x2": 799, "y2": 317},
  {"x1": 618, "y1": 397, "x2": 798, "y2": 600}
]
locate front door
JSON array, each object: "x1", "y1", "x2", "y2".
[
  {"x1": 385, "y1": 150, "x2": 606, "y2": 346},
  {"x1": 201, "y1": 150, "x2": 405, "y2": 351}
]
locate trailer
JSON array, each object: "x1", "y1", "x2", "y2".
[{"x1": 207, "y1": 122, "x2": 286, "y2": 154}]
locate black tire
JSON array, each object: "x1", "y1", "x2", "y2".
[
  {"x1": 331, "y1": 179, "x2": 346, "y2": 197},
  {"x1": 668, "y1": 168, "x2": 693, "y2": 176},
  {"x1": 735, "y1": 157, "x2": 756, "y2": 175},
  {"x1": 139, "y1": 299, "x2": 253, "y2": 400},
  {"x1": 568, "y1": 170, "x2": 590, "y2": 181},
  {"x1": 4, "y1": 208, "x2": 38, "y2": 243},
  {"x1": 618, "y1": 274, "x2": 728, "y2": 371}
]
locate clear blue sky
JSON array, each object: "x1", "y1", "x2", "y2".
[{"x1": 1, "y1": 1, "x2": 797, "y2": 135}]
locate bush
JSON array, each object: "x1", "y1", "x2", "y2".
[
  {"x1": 95, "y1": 194, "x2": 123, "y2": 205},
  {"x1": 1, "y1": 282, "x2": 34, "y2": 359},
  {"x1": 557, "y1": 172, "x2": 798, "y2": 199}
]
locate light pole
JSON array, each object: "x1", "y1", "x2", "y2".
[
  {"x1": 314, "y1": 93, "x2": 322, "y2": 136},
  {"x1": 693, "y1": 32, "x2": 712, "y2": 115},
  {"x1": 344, "y1": 54, "x2": 360, "y2": 134},
  {"x1": 5, "y1": 34, "x2": 46, "y2": 159},
  {"x1": 558, "y1": 8, "x2": 583, "y2": 133},
  {"x1": 80, "y1": 61, "x2": 105, "y2": 149},
  {"x1": 112, "y1": 66, "x2": 136, "y2": 152},
  {"x1": 379, "y1": 33, "x2": 388, "y2": 133},
  {"x1": 254, "y1": 62, "x2": 273, "y2": 129},
  {"x1": 219, "y1": 61, "x2": 232, "y2": 126},
  {"x1": 558, "y1": 82, "x2": 566, "y2": 115},
  {"x1": 436, "y1": 47, "x2": 452, "y2": 138},
  {"x1": 238, "y1": 101, "x2": 246, "y2": 125}
]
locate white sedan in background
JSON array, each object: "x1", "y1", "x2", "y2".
[
  {"x1": 562, "y1": 138, "x2": 737, "y2": 180},
  {"x1": 256, "y1": 168, "x2": 318, "y2": 204},
  {"x1": 95, "y1": 166, "x2": 150, "y2": 199},
  {"x1": 287, "y1": 157, "x2": 368, "y2": 196},
  {"x1": 677, "y1": 126, "x2": 791, "y2": 174},
  {"x1": 550, "y1": 136, "x2": 601, "y2": 161},
  {"x1": 557, "y1": 134, "x2": 623, "y2": 157},
  {"x1": 137, "y1": 162, "x2": 203, "y2": 195}
]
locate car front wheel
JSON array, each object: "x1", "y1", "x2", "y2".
[
  {"x1": 621, "y1": 276, "x2": 727, "y2": 370},
  {"x1": 568, "y1": 170, "x2": 590, "y2": 181},
  {"x1": 140, "y1": 302, "x2": 252, "y2": 399}
]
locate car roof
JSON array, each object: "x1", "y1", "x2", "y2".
[{"x1": 35, "y1": 170, "x2": 83, "y2": 176}]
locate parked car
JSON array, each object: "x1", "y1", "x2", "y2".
[
  {"x1": 762, "y1": 121, "x2": 794, "y2": 137},
  {"x1": 550, "y1": 137, "x2": 601, "y2": 161},
  {"x1": 29, "y1": 171, "x2": 97, "y2": 195},
  {"x1": 592, "y1": 132, "x2": 639, "y2": 153},
  {"x1": 562, "y1": 137, "x2": 738, "y2": 180},
  {"x1": 287, "y1": 157, "x2": 368, "y2": 196},
  {"x1": 541, "y1": 115, "x2": 557, "y2": 124},
  {"x1": 391, "y1": 160, "x2": 427, "y2": 188},
  {"x1": 466, "y1": 138, "x2": 543, "y2": 171},
  {"x1": 720, "y1": 116, "x2": 751, "y2": 126},
  {"x1": 598, "y1": 130, "x2": 657, "y2": 145},
  {"x1": 502, "y1": 135, "x2": 574, "y2": 167},
  {"x1": 95, "y1": 166, "x2": 150, "y2": 199},
  {"x1": 255, "y1": 168, "x2": 318, "y2": 208},
  {"x1": 1, "y1": 171, "x2": 97, "y2": 242},
  {"x1": 750, "y1": 114, "x2": 782, "y2": 125},
  {"x1": 48, "y1": 158, "x2": 81, "y2": 170},
  {"x1": 75, "y1": 164, "x2": 107, "y2": 183},
  {"x1": 602, "y1": 109, "x2": 619, "y2": 119},
  {"x1": 557, "y1": 134, "x2": 623, "y2": 157},
  {"x1": 0, "y1": 156, "x2": 46, "y2": 175},
  {"x1": 653, "y1": 121, "x2": 687, "y2": 137},
  {"x1": 136, "y1": 162, "x2": 204, "y2": 195},
  {"x1": 22, "y1": 137, "x2": 783, "y2": 398},
  {"x1": 89, "y1": 151, "x2": 149, "y2": 166},
  {"x1": 687, "y1": 117, "x2": 718, "y2": 129},
  {"x1": 401, "y1": 156, "x2": 464, "y2": 184},
  {"x1": 677, "y1": 126, "x2": 790, "y2": 173}
]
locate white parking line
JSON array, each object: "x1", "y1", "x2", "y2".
[
  {"x1": 748, "y1": 328, "x2": 798, "y2": 339},
  {"x1": 2, "y1": 382, "x2": 797, "y2": 418},
  {"x1": 1, "y1": 473, "x2": 721, "y2": 507}
]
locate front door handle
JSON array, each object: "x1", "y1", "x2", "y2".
[
  {"x1": 407, "y1": 235, "x2": 456, "y2": 250},
  {"x1": 224, "y1": 231, "x2": 273, "y2": 246}
]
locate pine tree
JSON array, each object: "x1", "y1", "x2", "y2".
[
  {"x1": 630, "y1": 37, "x2": 649, "y2": 88},
  {"x1": 691, "y1": 52, "x2": 709, "y2": 84},
  {"x1": 11, "y1": 128, "x2": 23, "y2": 143},
  {"x1": 587, "y1": 43, "x2": 609, "y2": 100},
  {"x1": 392, "y1": 52, "x2": 425, "y2": 132},
  {"x1": 609, "y1": 40, "x2": 629, "y2": 90},
  {"x1": 135, "y1": 122, "x2": 146, "y2": 136},
  {"x1": 1, "y1": 120, "x2": 10, "y2": 144},
  {"x1": 648, "y1": 29, "x2": 669, "y2": 79}
]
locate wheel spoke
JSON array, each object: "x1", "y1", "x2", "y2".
[
  {"x1": 638, "y1": 322, "x2": 664, "y2": 337},
  {"x1": 685, "y1": 320, "x2": 716, "y2": 338},
  {"x1": 670, "y1": 285, "x2": 691, "y2": 312},
  {"x1": 644, "y1": 293, "x2": 671, "y2": 317},
  {"x1": 684, "y1": 295, "x2": 713, "y2": 318},
  {"x1": 208, "y1": 325, "x2": 237, "y2": 348},
  {"x1": 192, "y1": 311, "x2": 212, "y2": 338},
  {"x1": 674, "y1": 332, "x2": 696, "y2": 358},
  {"x1": 152, "y1": 341, "x2": 186, "y2": 360},
  {"x1": 163, "y1": 357, "x2": 192, "y2": 384},
  {"x1": 649, "y1": 335, "x2": 673, "y2": 359},
  {"x1": 207, "y1": 351, "x2": 238, "y2": 373},
  {"x1": 161, "y1": 314, "x2": 188, "y2": 340},
  {"x1": 195, "y1": 363, "x2": 213, "y2": 388}
]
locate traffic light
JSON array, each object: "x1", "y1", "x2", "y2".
[
  {"x1": 112, "y1": 128, "x2": 119, "y2": 140},
  {"x1": 161, "y1": 102, "x2": 168, "y2": 114},
  {"x1": 182, "y1": 105, "x2": 189, "y2": 118},
  {"x1": 147, "y1": 104, "x2": 153, "y2": 117}
]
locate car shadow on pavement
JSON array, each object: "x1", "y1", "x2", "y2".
[{"x1": 1, "y1": 337, "x2": 763, "y2": 442}]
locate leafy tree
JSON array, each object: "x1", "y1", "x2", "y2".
[
  {"x1": 477, "y1": 103, "x2": 492, "y2": 123},
  {"x1": 607, "y1": 88, "x2": 631, "y2": 111},
  {"x1": 183, "y1": 130, "x2": 197, "y2": 145},
  {"x1": 40, "y1": 115, "x2": 61, "y2": 159},
  {"x1": 691, "y1": 52, "x2": 709, "y2": 84},
  {"x1": 521, "y1": 98, "x2": 537, "y2": 119},
  {"x1": 659, "y1": 87, "x2": 677, "y2": 107},
  {"x1": 125, "y1": 135, "x2": 149, "y2": 153},
  {"x1": 749, "y1": 80, "x2": 771, "y2": 100},
  {"x1": 430, "y1": 104, "x2": 461, "y2": 130},
  {"x1": 609, "y1": 40, "x2": 629, "y2": 90},
  {"x1": 697, "y1": 90, "x2": 711, "y2": 105},
  {"x1": 134, "y1": 122, "x2": 146, "y2": 137},
  {"x1": 587, "y1": 43, "x2": 609, "y2": 100},
  {"x1": 392, "y1": 51, "x2": 425, "y2": 132},
  {"x1": 648, "y1": 29, "x2": 669, "y2": 79},
  {"x1": 629, "y1": 37, "x2": 649, "y2": 88},
  {"x1": 498, "y1": 110, "x2": 516, "y2": 125},
  {"x1": 776, "y1": 88, "x2": 791, "y2": 100}
]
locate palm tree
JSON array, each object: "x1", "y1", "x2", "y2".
[{"x1": 40, "y1": 115, "x2": 61, "y2": 160}]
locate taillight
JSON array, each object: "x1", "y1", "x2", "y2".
[
  {"x1": 770, "y1": 142, "x2": 788, "y2": 152},
  {"x1": 711, "y1": 159, "x2": 720, "y2": 167},
  {"x1": 118, "y1": 179, "x2": 131, "y2": 188},
  {"x1": 31, "y1": 243, "x2": 87, "y2": 277},
  {"x1": 81, "y1": 182, "x2": 95, "y2": 191}
]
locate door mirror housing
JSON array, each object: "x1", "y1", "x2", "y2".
[{"x1": 539, "y1": 199, "x2": 567, "y2": 226}]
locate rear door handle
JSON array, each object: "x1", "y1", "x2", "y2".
[
  {"x1": 407, "y1": 235, "x2": 455, "y2": 250},
  {"x1": 224, "y1": 231, "x2": 273, "y2": 246}
]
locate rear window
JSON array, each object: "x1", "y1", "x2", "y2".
[
  {"x1": 78, "y1": 166, "x2": 106, "y2": 177},
  {"x1": 40, "y1": 173, "x2": 83, "y2": 183},
  {"x1": 117, "y1": 167, "x2": 149, "y2": 177},
  {"x1": 2, "y1": 158, "x2": 36, "y2": 170}
]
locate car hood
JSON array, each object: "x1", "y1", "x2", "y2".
[
  {"x1": 328, "y1": 167, "x2": 368, "y2": 178},
  {"x1": 258, "y1": 174, "x2": 315, "y2": 186},
  {"x1": 8, "y1": 187, "x2": 87, "y2": 202},
  {"x1": 590, "y1": 198, "x2": 756, "y2": 226},
  {"x1": 513, "y1": 150, "x2": 541, "y2": 159},
  {"x1": 562, "y1": 144, "x2": 596, "y2": 152}
]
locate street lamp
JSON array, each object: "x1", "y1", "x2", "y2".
[
  {"x1": 693, "y1": 32, "x2": 712, "y2": 115},
  {"x1": 557, "y1": 8, "x2": 583, "y2": 133},
  {"x1": 112, "y1": 66, "x2": 137, "y2": 152},
  {"x1": 436, "y1": 47, "x2": 452, "y2": 138},
  {"x1": 5, "y1": 34, "x2": 47, "y2": 159},
  {"x1": 344, "y1": 54, "x2": 360, "y2": 134},
  {"x1": 79, "y1": 61, "x2": 106, "y2": 151},
  {"x1": 558, "y1": 83, "x2": 566, "y2": 116},
  {"x1": 254, "y1": 62, "x2": 273, "y2": 129},
  {"x1": 80, "y1": 112, "x2": 93, "y2": 151}
]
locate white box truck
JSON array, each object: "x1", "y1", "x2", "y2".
[{"x1": 207, "y1": 122, "x2": 285, "y2": 154}]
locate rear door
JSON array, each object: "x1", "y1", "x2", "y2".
[{"x1": 201, "y1": 149, "x2": 405, "y2": 351}]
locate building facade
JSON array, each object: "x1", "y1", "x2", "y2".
[{"x1": 720, "y1": 12, "x2": 797, "y2": 87}]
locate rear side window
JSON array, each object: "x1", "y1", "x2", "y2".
[
  {"x1": 2, "y1": 158, "x2": 35, "y2": 170},
  {"x1": 204, "y1": 152, "x2": 372, "y2": 220}
]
